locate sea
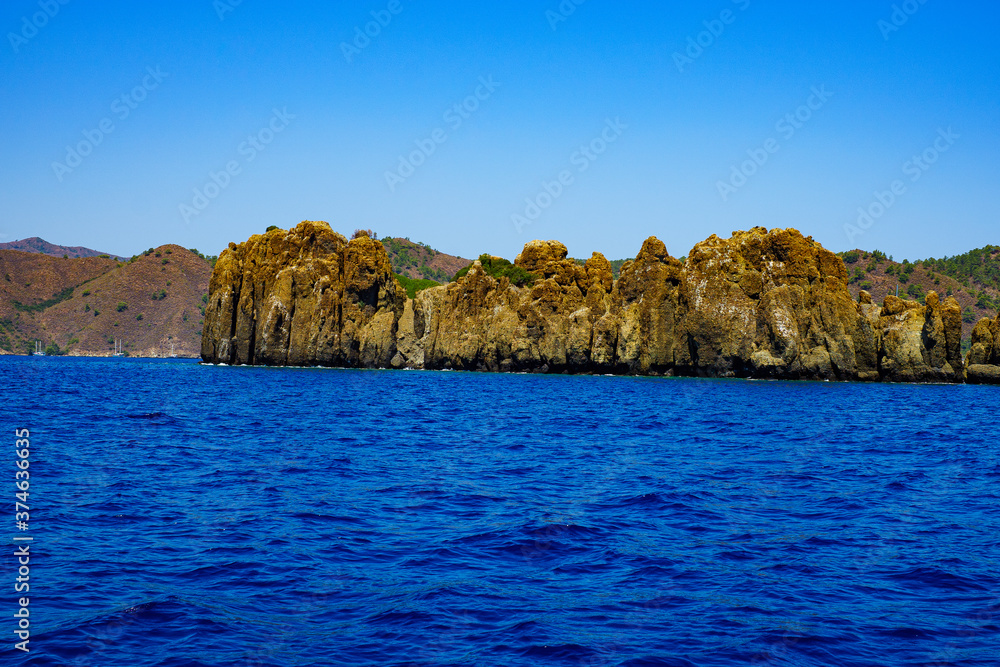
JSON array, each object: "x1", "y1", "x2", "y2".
[{"x1": 2, "y1": 355, "x2": 998, "y2": 666}]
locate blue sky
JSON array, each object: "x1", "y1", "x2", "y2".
[{"x1": 1, "y1": 1, "x2": 997, "y2": 262}]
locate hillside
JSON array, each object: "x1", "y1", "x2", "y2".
[
  {"x1": 0, "y1": 236, "x2": 126, "y2": 260},
  {"x1": 381, "y1": 237, "x2": 470, "y2": 282},
  {"x1": 838, "y1": 248, "x2": 1000, "y2": 343},
  {"x1": 0, "y1": 246, "x2": 212, "y2": 357}
]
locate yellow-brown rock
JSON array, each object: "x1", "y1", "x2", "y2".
[
  {"x1": 675, "y1": 227, "x2": 875, "y2": 379},
  {"x1": 966, "y1": 313, "x2": 1000, "y2": 384},
  {"x1": 201, "y1": 221, "x2": 404, "y2": 366},
  {"x1": 874, "y1": 292, "x2": 964, "y2": 383},
  {"x1": 202, "y1": 223, "x2": 967, "y2": 383}
]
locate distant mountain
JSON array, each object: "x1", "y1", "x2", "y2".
[
  {"x1": 381, "y1": 237, "x2": 470, "y2": 282},
  {"x1": 0, "y1": 237, "x2": 127, "y2": 261},
  {"x1": 838, "y1": 247, "x2": 1000, "y2": 344},
  {"x1": 0, "y1": 246, "x2": 212, "y2": 357}
]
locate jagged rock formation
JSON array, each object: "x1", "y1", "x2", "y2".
[
  {"x1": 202, "y1": 222, "x2": 972, "y2": 383},
  {"x1": 863, "y1": 292, "x2": 964, "y2": 383},
  {"x1": 966, "y1": 314, "x2": 1000, "y2": 384},
  {"x1": 201, "y1": 221, "x2": 404, "y2": 366}
]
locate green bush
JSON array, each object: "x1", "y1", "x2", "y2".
[
  {"x1": 116, "y1": 302, "x2": 128, "y2": 312},
  {"x1": 266, "y1": 225, "x2": 279, "y2": 232},
  {"x1": 136, "y1": 313, "x2": 143, "y2": 321},
  {"x1": 393, "y1": 274, "x2": 440, "y2": 299},
  {"x1": 842, "y1": 250, "x2": 861, "y2": 264},
  {"x1": 454, "y1": 254, "x2": 536, "y2": 287},
  {"x1": 907, "y1": 283, "x2": 925, "y2": 301},
  {"x1": 151, "y1": 289, "x2": 167, "y2": 301},
  {"x1": 860, "y1": 281, "x2": 873, "y2": 290}
]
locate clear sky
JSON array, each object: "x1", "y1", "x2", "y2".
[{"x1": 1, "y1": 1, "x2": 997, "y2": 262}]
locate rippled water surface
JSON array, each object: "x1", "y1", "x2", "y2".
[{"x1": 2, "y1": 356, "x2": 999, "y2": 666}]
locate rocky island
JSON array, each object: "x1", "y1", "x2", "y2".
[{"x1": 201, "y1": 221, "x2": 999, "y2": 384}]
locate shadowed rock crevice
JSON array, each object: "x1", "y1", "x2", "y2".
[{"x1": 202, "y1": 222, "x2": 988, "y2": 383}]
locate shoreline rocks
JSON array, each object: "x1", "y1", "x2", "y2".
[
  {"x1": 966, "y1": 313, "x2": 1000, "y2": 384},
  {"x1": 202, "y1": 222, "x2": 996, "y2": 384}
]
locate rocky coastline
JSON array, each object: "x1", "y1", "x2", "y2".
[{"x1": 201, "y1": 221, "x2": 998, "y2": 384}]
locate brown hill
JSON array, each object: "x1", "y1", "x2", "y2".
[
  {"x1": 0, "y1": 237, "x2": 126, "y2": 260},
  {"x1": 0, "y1": 246, "x2": 211, "y2": 357},
  {"x1": 380, "y1": 236, "x2": 469, "y2": 282}
]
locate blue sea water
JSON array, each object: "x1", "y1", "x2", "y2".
[{"x1": 1, "y1": 356, "x2": 998, "y2": 667}]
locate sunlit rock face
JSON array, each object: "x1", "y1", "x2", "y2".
[
  {"x1": 966, "y1": 313, "x2": 1000, "y2": 384},
  {"x1": 203, "y1": 222, "x2": 965, "y2": 383},
  {"x1": 201, "y1": 221, "x2": 404, "y2": 368}
]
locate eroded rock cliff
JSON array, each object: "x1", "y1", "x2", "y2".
[
  {"x1": 966, "y1": 314, "x2": 1000, "y2": 384},
  {"x1": 202, "y1": 222, "x2": 970, "y2": 383},
  {"x1": 201, "y1": 221, "x2": 404, "y2": 366}
]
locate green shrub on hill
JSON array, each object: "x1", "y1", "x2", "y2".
[{"x1": 453, "y1": 254, "x2": 536, "y2": 286}]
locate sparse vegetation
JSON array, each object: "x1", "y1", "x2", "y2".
[
  {"x1": 151, "y1": 289, "x2": 167, "y2": 301},
  {"x1": 13, "y1": 287, "x2": 74, "y2": 313},
  {"x1": 393, "y1": 274, "x2": 440, "y2": 299},
  {"x1": 136, "y1": 313, "x2": 143, "y2": 321},
  {"x1": 352, "y1": 229, "x2": 377, "y2": 240},
  {"x1": 116, "y1": 301, "x2": 128, "y2": 312},
  {"x1": 381, "y1": 237, "x2": 460, "y2": 283}
]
